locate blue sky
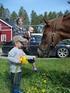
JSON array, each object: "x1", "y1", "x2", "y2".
[{"x1": 0, "y1": 0, "x2": 70, "y2": 16}]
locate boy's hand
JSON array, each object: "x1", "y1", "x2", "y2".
[{"x1": 28, "y1": 56, "x2": 36, "y2": 63}]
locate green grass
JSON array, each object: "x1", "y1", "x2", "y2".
[{"x1": 0, "y1": 58, "x2": 70, "y2": 93}]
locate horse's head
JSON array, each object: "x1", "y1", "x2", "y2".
[
  {"x1": 38, "y1": 19, "x2": 61, "y2": 57},
  {"x1": 38, "y1": 14, "x2": 70, "y2": 57},
  {"x1": 38, "y1": 19, "x2": 53, "y2": 57}
]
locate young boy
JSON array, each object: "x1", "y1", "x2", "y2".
[{"x1": 8, "y1": 35, "x2": 37, "y2": 93}]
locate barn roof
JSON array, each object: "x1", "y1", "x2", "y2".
[{"x1": 0, "y1": 19, "x2": 12, "y2": 28}]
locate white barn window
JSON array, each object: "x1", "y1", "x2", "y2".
[{"x1": 1, "y1": 34, "x2": 6, "y2": 42}]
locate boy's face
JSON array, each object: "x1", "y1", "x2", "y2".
[{"x1": 15, "y1": 41, "x2": 23, "y2": 48}]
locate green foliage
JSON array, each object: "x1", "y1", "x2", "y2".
[
  {"x1": 31, "y1": 10, "x2": 38, "y2": 25},
  {"x1": 44, "y1": 12, "x2": 48, "y2": 20},
  {"x1": 47, "y1": 11, "x2": 57, "y2": 20},
  {"x1": 10, "y1": 11, "x2": 17, "y2": 21},
  {"x1": 0, "y1": 58, "x2": 70, "y2": 93},
  {"x1": 3, "y1": 8, "x2": 10, "y2": 20},
  {"x1": 18, "y1": 6, "x2": 24, "y2": 17},
  {"x1": 31, "y1": 10, "x2": 44, "y2": 25},
  {"x1": 18, "y1": 6, "x2": 29, "y2": 25},
  {"x1": 0, "y1": 4, "x2": 4, "y2": 19},
  {"x1": 64, "y1": 10, "x2": 70, "y2": 15},
  {"x1": 57, "y1": 11, "x2": 63, "y2": 17},
  {"x1": 0, "y1": 4, "x2": 11, "y2": 20}
]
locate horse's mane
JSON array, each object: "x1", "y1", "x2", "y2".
[{"x1": 44, "y1": 13, "x2": 70, "y2": 32}]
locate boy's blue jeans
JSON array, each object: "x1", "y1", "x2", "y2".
[{"x1": 10, "y1": 72, "x2": 22, "y2": 93}]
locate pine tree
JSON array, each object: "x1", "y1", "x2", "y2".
[
  {"x1": 0, "y1": 4, "x2": 4, "y2": 19},
  {"x1": 11, "y1": 11, "x2": 17, "y2": 21},
  {"x1": 31, "y1": 10, "x2": 38, "y2": 25},
  {"x1": 18, "y1": 6, "x2": 29, "y2": 25}
]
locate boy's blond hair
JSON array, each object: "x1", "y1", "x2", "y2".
[{"x1": 13, "y1": 35, "x2": 28, "y2": 44}]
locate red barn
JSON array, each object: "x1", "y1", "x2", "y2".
[{"x1": 0, "y1": 19, "x2": 12, "y2": 44}]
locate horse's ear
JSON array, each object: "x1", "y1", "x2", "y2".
[
  {"x1": 43, "y1": 18, "x2": 48, "y2": 24},
  {"x1": 43, "y1": 18, "x2": 49, "y2": 27}
]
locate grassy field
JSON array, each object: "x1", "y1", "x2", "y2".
[{"x1": 0, "y1": 58, "x2": 70, "y2": 93}]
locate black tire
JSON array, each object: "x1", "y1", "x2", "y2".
[{"x1": 57, "y1": 47, "x2": 69, "y2": 58}]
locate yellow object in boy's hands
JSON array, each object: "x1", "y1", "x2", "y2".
[{"x1": 20, "y1": 56, "x2": 28, "y2": 64}]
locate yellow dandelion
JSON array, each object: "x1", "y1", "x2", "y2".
[
  {"x1": 43, "y1": 80, "x2": 47, "y2": 83},
  {"x1": 34, "y1": 87, "x2": 37, "y2": 90},
  {"x1": 42, "y1": 89, "x2": 46, "y2": 93}
]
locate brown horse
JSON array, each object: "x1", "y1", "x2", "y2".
[{"x1": 38, "y1": 13, "x2": 70, "y2": 57}]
